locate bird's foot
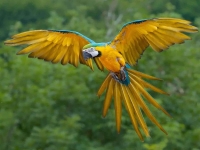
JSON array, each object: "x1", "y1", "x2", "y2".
[{"x1": 110, "y1": 66, "x2": 126, "y2": 82}]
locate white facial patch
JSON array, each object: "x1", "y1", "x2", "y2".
[{"x1": 83, "y1": 47, "x2": 99, "y2": 57}]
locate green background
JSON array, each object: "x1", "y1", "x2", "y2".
[{"x1": 0, "y1": 0, "x2": 200, "y2": 149}]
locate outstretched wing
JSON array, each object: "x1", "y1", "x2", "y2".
[
  {"x1": 109, "y1": 18, "x2": 198, "y2": 65},
  {"x1": 4, "y1": 30, "x2": 96, "y2": 69}
]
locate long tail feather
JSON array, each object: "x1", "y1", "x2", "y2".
[
  {"x1": 102, "y1": 79, "x2": 115, "y2": 117},
  {"x1": 113, "y1": 82, "x2": 122, "y2": 133},
  {"x1": 119, "y1": 84, "x2": 144, "y2": 141},
  {"x1": 98, "y1": 69, "x2": 170, "y2": 141},
  {"x1": 125, "y1": 85, "x2": 150, "y2": 137}
]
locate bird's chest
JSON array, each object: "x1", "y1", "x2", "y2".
[{"x1": 99, "y1": 50, "x2": 122, "y2": 72}]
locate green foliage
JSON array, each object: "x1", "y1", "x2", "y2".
[{"x1": 1, "y1": 0, "x2": 200, "y2": 149}]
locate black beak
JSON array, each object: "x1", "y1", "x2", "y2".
[{"x1": 83, "y1": 51, "x2": 93, "y2": 60}]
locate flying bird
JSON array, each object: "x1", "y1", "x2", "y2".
[{"x1": 4, "y1": 18, "x2": 198, "y2": 141}]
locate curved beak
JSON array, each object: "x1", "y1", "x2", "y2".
[{"x1": 82, "y1": 50, "x2": 92, "y2": 60}]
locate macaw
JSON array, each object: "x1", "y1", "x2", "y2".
[{"x1": 4, "y1": 18, "x2": 198, "y2": 141}]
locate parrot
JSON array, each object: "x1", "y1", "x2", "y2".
[{"x1": 4, "y1": 18, "x2": 198, "y2": 141}]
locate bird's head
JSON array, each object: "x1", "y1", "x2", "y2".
[{"x1": 82, "y1": 43, "x2": 103, "y2": 60}]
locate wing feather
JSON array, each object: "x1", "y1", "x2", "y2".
[
  {"x1": 110, "y1": 18, "x2": 198, "y2": 65},
  {"x1": 46, "y1": 44, "x2": 62, "y2": 61},
  {"x1": 4, "y1": 30, "x2": 96, "y2": 69},
  {"x1": 61, "y1": 46, "x2": 71, "y2": 65}
]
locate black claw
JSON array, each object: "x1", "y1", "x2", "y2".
[{"x1": 110, "y1": 67, "x2": 127, "y2": 82}]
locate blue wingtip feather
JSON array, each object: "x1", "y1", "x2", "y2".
[
  {"x1": 122, "y1": 19, "x2": 147, "y2": 28},
  {"x1": 48, "y1": 29, "x2": 95, "y2": 43}
]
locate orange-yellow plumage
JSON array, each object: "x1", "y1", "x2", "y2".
[
  {"x1": 97, "y1": 69, "x2": 170, "y2": 141},
  {"x1": 110, "y1": 18, "x2": 198, "y2": 65},
  {"x1": 113, "y1": 81, "x2": 122, "y2": 133},
  {"x1": 4, "y1": 30, "x2": 94, "y2": 69},
  {"x1": 95, "y1": 45, "x2": 125, "y2": 72},
  {"x1": 4, "y1": 18, "x2": 198, "y2": 141}
]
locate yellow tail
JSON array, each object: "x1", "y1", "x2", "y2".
[{"x1": 97, "y1": 69, "x2": 171, "y2": 141}]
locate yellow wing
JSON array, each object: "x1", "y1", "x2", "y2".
[
  {"x1": 4, "y1": 30, "x2": 96, "y2": 69},
  {"x1": 110, "y1": 18, "x2": 198, "y2": 65}
]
